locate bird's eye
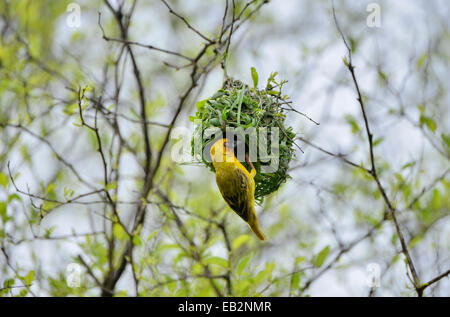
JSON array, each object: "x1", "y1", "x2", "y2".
[{"x1": 223, "y1": 141, "x2": 228, "y2": 147}]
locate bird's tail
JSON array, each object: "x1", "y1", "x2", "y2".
[{"x1": 247, "y1": 210, "x2": 266, "y2": 241}]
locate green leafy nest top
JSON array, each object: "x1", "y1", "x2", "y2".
[{"x1": 191, "y1": 73, "x2": 296, "y2": 203}]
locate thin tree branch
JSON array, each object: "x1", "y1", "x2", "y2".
[
  {"x1": 160, "y1": 0, "x2": 214, "y2": 43},
  {"x1": 332, "y1": 2, "x2": 422, "y2": 293}
]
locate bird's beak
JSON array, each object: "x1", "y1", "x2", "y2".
[{"x1": 223, "y1": 138, "x2": 234, "y2": 150}]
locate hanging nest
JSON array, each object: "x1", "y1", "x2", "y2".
[{"x1": 190, "y1": 72, "x2": 296, "y2": 203}]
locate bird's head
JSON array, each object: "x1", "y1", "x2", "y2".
[{"x1": 210, "y1": 138, "x2": 235, "y2": 162}]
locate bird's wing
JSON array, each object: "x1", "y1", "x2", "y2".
[{"x1": 217, "y1": 167, "x2": 251, "y2": 222}]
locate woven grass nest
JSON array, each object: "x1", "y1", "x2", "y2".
[{"x1": 191, "y1": 72, "x2": 296, "y2": 203}]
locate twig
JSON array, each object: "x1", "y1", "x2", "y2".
[
  {"x1": 332, "y1": 2, "x2": 422, "y2": 293},
  {"x1": 297, "y1": 137, "x2": 369, "y2": 172},
  {"x1": 98, "y1": 13, "x2": 193, "y2": 62},
  {"x1": 417, "y1": 268, "x2": 450, "y2": 296},
  {"x1": 405, "y1": 167, "x2": 450, "y2": 211},
  {"x1": 160, "y1": 0, "x2": 214, "y2": 43}
]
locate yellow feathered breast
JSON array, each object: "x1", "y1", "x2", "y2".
[{"x1": 210, "y1": 138, "x2": 266, "y2": 241}]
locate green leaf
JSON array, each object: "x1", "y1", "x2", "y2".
[
  {"x1": 232, "y1": 234, "x2": 250, "y2": 250},
  {"x1": 0, "y1": 202, "x2": 8, "y2": 223},
  {"x1": 265, "y1": 261, "x2": 276, "y2": 278},
  {"x1": 44, "y1": 226, "x2": 56, "y2": 238},
  {"x1": 254, "y1": 269, "x2": 268, "y2": 285},
  {"x1": 83, "y1": 85, "x2": 92, "y2": 93},
  {"x1": 63, "y1": 187, "x2": 74, "y2": 200},
  {"x1": 251, "y1": 67, "x2": 259, "y2": 88},
  {"x1": 417, "y1": 104, "x2": 425, "y2": 114},
  {"x1": 236, "y1": 87, "x2": 246, "y2": 125},
  {"x1": 105, "y1": 182, "x2": 117, "y2": 191},
  {"x1": 343, "y1": 56, "x2": 349, "y2": 67},
  {"x1": 373, "y1": 137, "x2": 385, "y2": 147},
  {"x1": 3, "y1": 278, "x2": 14, "y2": 289},
  {"x1": 192, "y1": 263, "x2": 203, "y2": 275},
  {"x1": 24, "y1": 270, "x2": 35, "y2": 285},
  {"x1": 147, "y1": 231, "x2": 158, "y2": 241},
  {"x1": 63, "y1": 103, "x2": 78, "y2": 115},
  {"x1": 7, "y1": 194, "x2": 21, "y2": 203},
  {"x1": 221, "y1": 108, "x2": 228, "y2": 121},
  {"x1": 378, "y1": 70, "x2": 387, "y2": 82},
  {"x1": 345, "y1": 114, "x2": 359, "y2": 134},
  {"x1": 19, "y1": 289, "x2": 28, "y2": 297},
  {"x1": 401, "y1": 161, "x2": 416, "y2": 170},
  {"x1": 133, "y1": 234, "x2": 142, "y2": 246},
  {"x1": 417, "y1": 53, "x2": 427, "y2": 69},
  {"x1": 432, "y1": 189, "x2": 441, "y2": 209},
  {"x1": 45, "y1": 183, "x2": 55, "y2": 194},
  {"x1": 291, "y1": 272, "x2": 300, "y2": 290},
  {"x1": 236, "y1": 254, "x2": 252, "y2": 275},
  {"x1": 196, "y1": 99, "x2": 208, "y2": 111},
  {"x1": 113, "y1": 223, "x2": 126, "y2": 240},
  {"x1": 42, "y1": 201, "x2": 58, "y2": 211},
  {"x1": 210, "y1": 118, "x2": 220, "y2": 127},
  {"x1": 419, "y1": 115, "x2": 436, "y2": 133},
  {"x1": 408, "y1": 235, "x2": 423, "y2": 249},
  {"x1": 266, "y1": 90, "x2": 280, "y2": 96},
  {"x1": 295, "y1": 256, "x2": 306, "y2": 265},
  {"x1": 441, "y1": 133, "x2": 450, "y2": 149},
  {"x1": 314, "y1": 245, "x2": 330, "y2": 268},
  {"x1": 0, "y1": 172, "x2": 8, "y2": 188},
  {"x1": 204, "y1": 256, "x2": 229, "y2": 268},
  {"x1": 159, "y1": 244, "x2": 180, "y2": 251}
]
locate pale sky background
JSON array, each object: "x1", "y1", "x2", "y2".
[{"x1": 4, "y1": 0, "x2": 449, "y2": 296}]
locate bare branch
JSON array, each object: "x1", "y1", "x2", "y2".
[{"x1": 160, "y1": 0, "x2": 214, "y2": 43}]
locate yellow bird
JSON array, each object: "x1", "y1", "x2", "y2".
[{"x1": 210, "y1": 138, "x2": 266, "y2": 241}]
